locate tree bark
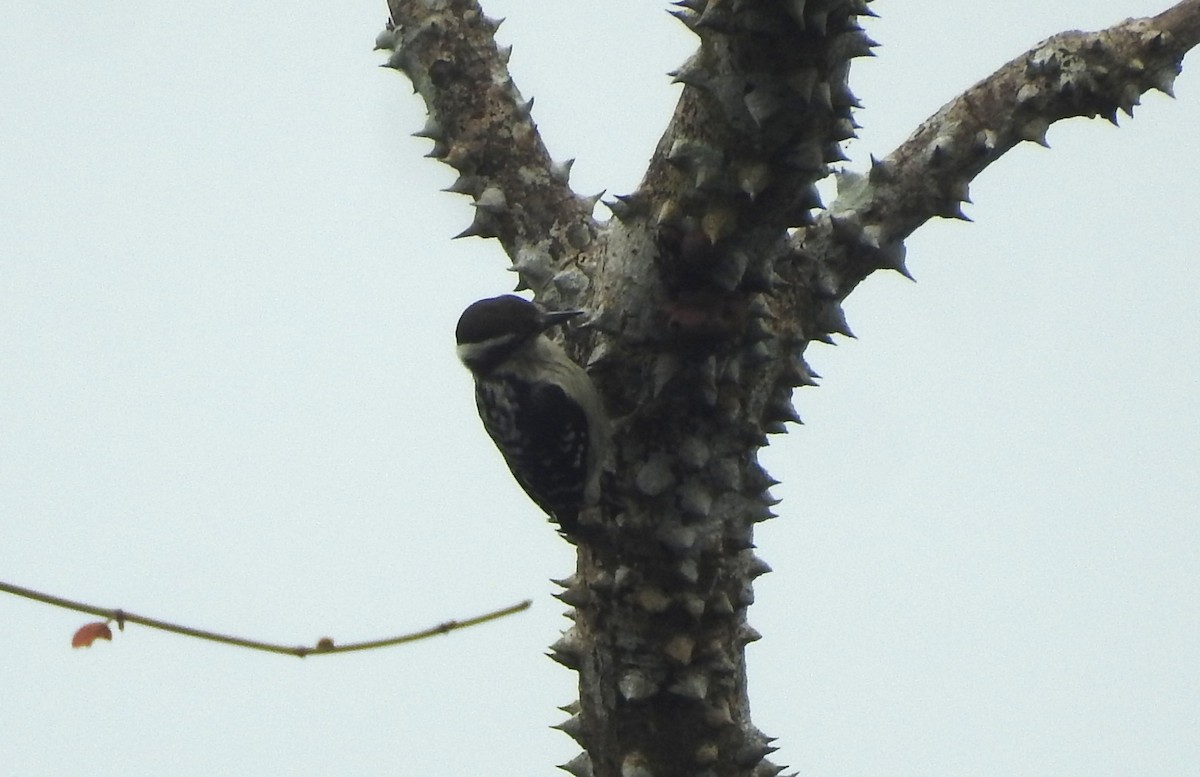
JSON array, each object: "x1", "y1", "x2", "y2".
[{"x1": 378, "y1": 2, "x2": 1200, "y2": 775}]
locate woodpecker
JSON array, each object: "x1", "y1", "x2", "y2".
[{"x1": 455, "y1": 295, "x2": 609, "y2": 535}]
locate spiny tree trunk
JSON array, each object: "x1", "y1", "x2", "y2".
[{"x1": 377, "y1": 2, "x2": 1200, "y2": 776}]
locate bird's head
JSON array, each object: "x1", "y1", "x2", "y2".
[{"x1": 456, "y1": 295, "x2": 582, "y2": 374}]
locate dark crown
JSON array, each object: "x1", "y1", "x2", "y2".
[{"x1": 455, "y1": 295, "x2": 543, "y2": 346}]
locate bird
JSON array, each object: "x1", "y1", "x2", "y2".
[{"x1": 455, "y1": 295, "x2": 609, "y2": 535}]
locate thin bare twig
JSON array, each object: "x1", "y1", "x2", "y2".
[{"x1": 0, "y1": 579, "x2": 531, "y2": 657}]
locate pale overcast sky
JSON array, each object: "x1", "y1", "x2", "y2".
[{"x1": 2, "y1": 2, "x2": 1198, "y2": 775}]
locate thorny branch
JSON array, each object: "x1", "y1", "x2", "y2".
[
  {"x1": 376, "y1": 2, "x2": 1200, "y2": 776},
  {"x1": 803, "y1": 2, "x2": 1200, "y2": 301},
  {"x1": 380, "y1": 0, "x2": 602, "y2": 301}
]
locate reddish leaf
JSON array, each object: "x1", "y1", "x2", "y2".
[{"x1": 72, "y1": 621, "x2": 113, "y2": 648}]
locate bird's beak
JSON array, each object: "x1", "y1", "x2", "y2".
[{"x1": 540, "y1": 309, "x2": 584, "y2": 329}]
